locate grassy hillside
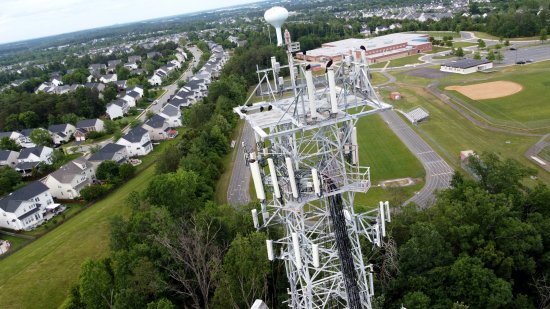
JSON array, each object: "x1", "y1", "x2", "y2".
[{"x1": 0, "y1": 164, "x2": 156, "y2": 309}]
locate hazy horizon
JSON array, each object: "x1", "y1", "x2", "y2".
[{"x1": 0, "y1": 0, "x2": 262, "y2": 45}]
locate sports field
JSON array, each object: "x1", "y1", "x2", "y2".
[
  {"x1": 440, "y1": 61, "x2": 550, "y2": 130},
  {"x1": 385, "y1": 84, "x2": 548, "y2": 183},
  {"x1": 0, "y1": 162, "x2": 155, "y2": 309},
  {"x1": 445, "y1": 81, "x2": 523, "y2": 100}
]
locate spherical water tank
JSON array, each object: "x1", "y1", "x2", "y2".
[
  {"x1": 264, "y1": 7, "x2": 289, "y2": 46},
  {"x1": 264, "y1": 6, "x2": 289, "y2": 28}
]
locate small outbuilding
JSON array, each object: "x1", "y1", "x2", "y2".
[{"x1": 440, "y1": 59, "x2": 493, "y2": 74}]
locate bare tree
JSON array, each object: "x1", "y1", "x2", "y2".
[
  {"x1": 532, "y1": 274, "x2": 550, "y2": 309},
  {"x1": 157, "y1": 217, "x2": 224, "y2": 309},
  {"x1": 379, "y1": 236, "x2": 400, "y2": 289}
]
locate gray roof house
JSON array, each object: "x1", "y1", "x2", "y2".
[
  {"x1": 0, "y1": 150, "x2": 19, "y2": 168},
  {"x1": 0, "y1": 181, "x2": 54, "y2": 231},
  {"x1": 88, "y1": 143, "x2": 128, "y2": 163},
  {"x1": 142, "y1": 114, "x2": 169, "y2": 141},
  {"x1": 43, "y1": 157, "x2": 96, "y2": 199},
  {"x1": 116, "y1": 127, "x2": 153, "y2": 157}
]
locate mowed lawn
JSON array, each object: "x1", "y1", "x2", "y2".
[
  {"x1": 0, "y1": 164, "x2": 156, "y2": 309},
  {"x1": 391, "y1": 85, "x2": 548, "y2": 183},
  {"x1": 355, "y1": 114, "x2": 425, "y2": 207},
  {"x1": 441, "y1": 61, "x2": 550, "y2": 128}
]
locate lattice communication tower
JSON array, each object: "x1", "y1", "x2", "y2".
[{"x1": 234, "y1": 28, "x2": 392, "y2": 309}]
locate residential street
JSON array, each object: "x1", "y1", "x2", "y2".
[{"x1": 66, "y1": 45, "x2": 202, "y2": 155}]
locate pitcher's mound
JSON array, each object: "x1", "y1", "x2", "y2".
[{"x1": 445, "y1": 81, "x2": 523, "y2": 100}]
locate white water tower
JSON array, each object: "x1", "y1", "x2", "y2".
[{"x1": 264, "y1": 6, "x2": 289, "y2": 46}]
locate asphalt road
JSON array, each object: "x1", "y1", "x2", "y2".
[
  {"x1": 141, "y1": 45, "x2": 202, "y2": 118},
  {"x1": 379, "y1": 110, "x2": 454, "y2": 208},
  {"x1": 227, "y1": 122, "x2": 254, "y2": 206}
]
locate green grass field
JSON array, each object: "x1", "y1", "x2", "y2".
[
  {"x1": 440, "y1": 61, "x2": 550, "y2": 129},
  {"x1": 472, "y1": 31, "x2": 540, "y2": 41},
  {"x1": 453, "y1": 41, "x2": 477, "y2": 48},
  {"x1": 354, "y1": 114, "x2": 426, "y2": 207},
  {"x1": 0, "y1": 235, "x2": 30, "y2": 252},
  {"x1": 370, "y1": 55, "x2": 423, "y2": 69},
  {"x1": 411, "y1": 31, "x2": 460, "y2": 39},
  {"x1": 388, "y1": 84, "x2": 548, "y2": 183},
  {"x1": 0, "y1": 163, "x2": 156, "y2": 309}
]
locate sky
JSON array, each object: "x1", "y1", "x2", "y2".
[{"x1": 0, "y1": 0, "x2": 260, "y2": 44}]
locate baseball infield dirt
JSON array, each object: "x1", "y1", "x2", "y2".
[{"x1": 445, "y1": 81, "x2": 523, "y2": 100}]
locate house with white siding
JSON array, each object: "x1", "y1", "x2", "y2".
[
  {"x1": 48, "y1": 123, "x2": 76, "y2": 145},
  {"x1": 159, "y1": 103, "x2": 182, "y2": 127},
  {"x1": 42, "y1": 158, "x2": 96, "y2": 199},
  {"x1": 116, "y1": 127, "x2": 153, "y2": 156},
  {"x1": 0, "y1": 181, "x2": 54, "y2": 231},
  {"x1": 0, "y1": 150, "x2": 19, "y2": 168},
  {"x1": 106, "y1": 99, "x2": 129, "y2": 120}
]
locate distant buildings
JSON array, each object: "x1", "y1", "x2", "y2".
[
  {"x1": 297, "y1": 33, "x2": 432, "y2": 64},
  {"x1": 440, "y1": 59, "x2": 493, "y2": 74}
]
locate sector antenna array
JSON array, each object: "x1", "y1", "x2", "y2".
[{"x1": 235, "y1": 19, "x2": 393, "y2": 309}]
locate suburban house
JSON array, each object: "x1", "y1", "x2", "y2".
[
  {"x1": 122, "y1": 90, "x2": 141, "y2": 107},
  {"x1": 106, "y1": 99, "x2": 129, "y2": 120},
  {"x1": 0, "y1": 150, "x2": 19, "y2": 168},
  {"x1": 116, "y1": 127, "x2": 153, "y2": 157},
  {"x1": 17, "y1": 129, "x2": 37, "y2": 148},
  {"x1": 147, "y1": 51, "x2": 162, "y2": 59},
  {"x1": 0, "y1": 181, "x2": 55, "y2": 231},
  {"x1": 107, "y1": 60, "x2": 121, "y2": 73},
  {"x1": 128, "y1": 55, "x2": 142, "y2": 63},
  {"x1": 0, "y1": 131, "x2": 26, "y2": 147},
  {"x1": 116, "y1": 80, "x2": 127, "y2": 90},
  {"x1": 89, "y1": 63, "x2": 107, "y2": 72},
  {"x1": 75, "y1": 119, "x2": 105, "y2": 142},
  {"x1": 88, "y1": 143, "x2": 129, "y2": 164},
  {"x1": 48, "y1": 123, "x2": 76, "y2": 145},
  {"x1": 159, "y1": 103, "x2": 183, "y2": 127},
  {"x1": 127, "y1": 86, "x2": 144, "y2": 96},
  {"x1": 170, "y1": 94, "x2": 193, "y2": 108},
  {"x1": 124, "y1": 62, "x2": 138, "y2": 70},
  {"x1": 100, "y1": 74, "x2": 117, "y2": 83},
  {"x1": 142, "y1": 114, "x2": 170, "y2": 141},
  {"x1": 51, "y1": 77, "x2": 63, "y2": 87},
  {"x1": 43, "y1": 158, "x2": 96, "y2": 199},
  {"x1": 148, "y1": 73, "x2": 164, "y2": 86},
  {"x1": 17, "y1": 146, "x2": 53, "y2": 165}
]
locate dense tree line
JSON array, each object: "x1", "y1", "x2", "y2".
[
  {"x1": 0, "y1": 87, "x2": 104, "y2": 130},
  {"x1": 62, "y1": 45, "x2": 287, "y2": 308},
  {"x1": 376, "y1": 153, "x2": 550, "y2": 308}
]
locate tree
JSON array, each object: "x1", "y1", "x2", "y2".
[
  {"x1": 213, "y1": 232, "x2": 271, "y2": 309},
  {"x1": 116, "y1": 67, "x2": 131, "y2": 80},
  {"x1": 505, "y1": 40, "x2": 510, "y2": 46},
  {"x1": 30, "y1": 128, "x2": 53, "y2": 146},
  {"x1": 487, "y1": 50, "x2": 495, "y2": 60},
  {"x1": 145, "y1": 169, "x2": 209, "y2": 216},
  {"x1": 0, "y1": 137, "x2": 20, "y2": 151},
  {"x1": 80, "y1": 184, "x2": 111, "y2": 201},
  {"x1": 0, "y1": 166, "x2": 22, "y2": 196},
  {"x1": 96, "y1": 160, "x2": 120, "y2": 183},
  {"x1": 478, "y1": 39, "x2": 486, "y2": 49},
  {"x1": 119, "y1": 163, "x2": 136, "y2": 180},
  {"x1": 103, "y1": 119, "x2": 119, "y2": 134},
  {"x1": 495, "y1": 52, "x2": 504, "y2": 62},
  {"x1": 156, "y1": 218, "x2": 223, "y2": 309},
  {"x1": 147, "y1": 298, "x2": 175, "y2": 309},
  {"x1": 540, "y1": 28, "x2": 548, "y2": 44},
  {"x1": 18, "y1": 111, "x2": 39, "y2": 128},
  {"x1": 79, "y1": 259, "x2": 115, "y2": 309},
  {"x1": 455, "y1": 47, "x2": 465, "y2": 57},
  {"x1": 473, "y1": 51, "x2": 481, "y2": 60},
  {"x1": 155, "y1": 145, "x2": 183, "y2": 174}
]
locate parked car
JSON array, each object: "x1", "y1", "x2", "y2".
[
  {"x1": 526, "y1": 59, "x2": 533, "y2": 63},
  {"x1": 509, "y1": 47, "x2": 517, "y2": 51},
  {"x1": 516, "y1": 60, "x2": 526, "y2": 65}
]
